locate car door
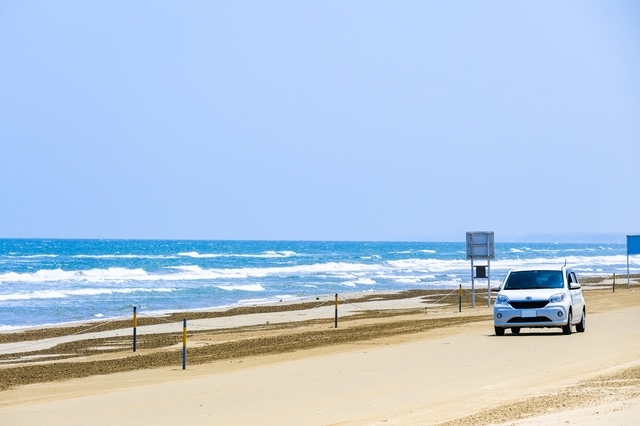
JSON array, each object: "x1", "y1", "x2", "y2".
[
  {"x1": 570, "y1": 272, "x2": 585, "y2": 317},
  {"x1": 567, "y1": 271, "x2": 584, "y2": 322}
]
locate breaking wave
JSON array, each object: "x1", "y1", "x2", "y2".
[
  {"x1": 177, "y1": 251, "x2": 299, "y2": 258},
  {"x1": 0, "y1": 287, "x2": 173, "y2": 301},
  {"x1": 0, "y1": 254, "x2": 636, "y2": 285}
]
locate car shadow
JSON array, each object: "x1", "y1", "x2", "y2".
[{"x1": 488, "y1": 330, "x2": 570, "y2": 337}]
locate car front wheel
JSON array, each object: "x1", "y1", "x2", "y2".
[
  {"x1": 576, "y1": 308, "x2": 586, "y2": 333},
  {"x1": 562, "y1": 310, "x2": 573, "y2": 335},
  {"x1": 495, "y1": 326, "x2": 505, "y2": 336}
]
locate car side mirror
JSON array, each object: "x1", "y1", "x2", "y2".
[
  {"x1": 491, "y1": 286, "x2": 501, "y2": 292},
  {"x1": 570, "y1": 283, "x2": 581, "y2": 290}
]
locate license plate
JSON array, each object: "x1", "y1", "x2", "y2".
[{"x1": 521, "y1": 309, "x2": 537, "y2": 318}]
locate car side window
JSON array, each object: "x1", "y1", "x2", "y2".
[
  {"x1": 567, "y1": 273, "x2": 573, "y2": 288},
  {"x1": 570, "y1": 272, "x2": 579, "y2": 285}
]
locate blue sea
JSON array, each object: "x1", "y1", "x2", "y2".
[{"x1": 0, "y1": 239, "x2": 637, "y2": 330}]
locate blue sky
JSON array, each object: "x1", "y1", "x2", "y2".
[{"x1": 0, "y1": 1, "x2": 638, "y2": 241}]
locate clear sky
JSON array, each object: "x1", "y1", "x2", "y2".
[{"x1": 1, "y1": 1, "x2": 638, "y2": 242}]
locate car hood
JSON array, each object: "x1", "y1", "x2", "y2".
[{"x1": 499, "y1": 288, "x2": 564, "y2": 301}]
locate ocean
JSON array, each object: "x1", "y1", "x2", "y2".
[{"x1": 0, "y1": 239, "x2": 636, "y2": 330}]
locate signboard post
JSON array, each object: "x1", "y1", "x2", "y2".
[
  {"x1": 627, "y1": 235, "x2": 640, "y2": 288},
  {"x1": 466, "y1": 232, "x2": 495, "y2": 308}
]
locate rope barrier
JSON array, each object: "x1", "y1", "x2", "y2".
[
  {"x1": 337, "y1": 298, "x2": 370, "y2": 311},
  {"x1": 336, "y1": 288, "x2": 461, "y2": 312},
  {"x1": 427, "y1": 289, "x2": 460, "y2": 305},
  {"x1": 132, "y1": 298, "x2": 335, "y2": 332}
]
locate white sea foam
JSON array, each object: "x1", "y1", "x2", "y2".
[
  {"x1": 216, "y1": 284, "x2": 265, "y2": 292},
  {"x1": 0, "y1": 287, "x2": 174, "y2": 301},
  {"x1": 177, "y1": 251, "x2": 219, "y2": 258},
  {"x1": 5, "y1": 254, "x2": 58, "y2": 258},
  {"x1": 73, "y1": 254, "x2": 175, "y2": 259},
  {"x1": 387, "y1": 258, "x2": 468, "y2": 272},
  {"x1": 340, "y1": 277, "x2": 376, "y2": 286},
  {"x1": 387, "y1": 255, "x2": 638, "y2": 274},
  {"x1": 0, "y1": 267, "x2": 150, "y2": 283},
  {"x1": 167, "y1": 265, "x2": 203, "y2": 272},
  {"x1": 418, "y1": 250, "x2": 437, "y2": 254},
  {"x1": 394, "y1": 278, "x2": 422, "y2": 284},
  {"x1": 178, "y1": 251, "x2": 299, "y2": 259}
]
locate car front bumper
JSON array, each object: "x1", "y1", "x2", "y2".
[{"x1": 493, "y1": 305, "x2": 569, "y2": 328}]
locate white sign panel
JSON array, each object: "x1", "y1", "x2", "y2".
[{"x1": 466, "y1": 232, "x2": 495, "y2": 260}]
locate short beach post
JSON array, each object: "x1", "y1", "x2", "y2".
[
  {"x1": 613, "y1": 273, "x2": 616, "y2": 293},
  {"x1": 458, "y1": 284, "x2": 462, "y2": 312},
  {"x1": 182, "y1": 318, "x2": 187, "y2": 370},
  {"x1": 133, "y1": 306, "x2": 137, "y2": 352},
  {"x1": 335, "y1": 293, "x2": 338, "y2": 328}
]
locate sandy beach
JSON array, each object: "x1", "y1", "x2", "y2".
[{"x1": 1, "y1": 281, "x2": 639, "y2": 425}]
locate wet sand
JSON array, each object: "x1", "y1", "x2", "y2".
[{"x1": 1, "y1": 284, "x2": 639, "y2": 425}]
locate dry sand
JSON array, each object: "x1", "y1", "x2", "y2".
[{"x1": 1, "y1": 285, "x2": 639, "y2": 425}]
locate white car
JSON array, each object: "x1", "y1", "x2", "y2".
[{"x1": 493, "y1": 266, "x2": 586, "y2": 336}]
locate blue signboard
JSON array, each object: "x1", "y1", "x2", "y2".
[{"x1": 628, "y1": 235, "x2": 640, "y2": 255}]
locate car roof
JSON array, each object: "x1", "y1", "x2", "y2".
[{"x1": 509, "y1": 266, "x2": 567, "y2": 272}]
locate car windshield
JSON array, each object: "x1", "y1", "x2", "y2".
[{"x1": 503, "y1": 270, "x2": 564, "y2": 290}]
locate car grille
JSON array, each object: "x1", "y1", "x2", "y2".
[
  {"x1": 509, "y1": 301, "x2": 548, "y2": 309},
  {"x1": 508, "y1": 316, "x2": 552, "y2": 323}
]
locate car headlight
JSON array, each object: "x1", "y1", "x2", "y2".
[
  {"x1": 496, "y1": 294, "x2": 510, "y2": 305},
  {"x1": 549, "y1": 293, "x2": 566, "y2": 303}
]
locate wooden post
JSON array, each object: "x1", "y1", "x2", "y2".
[
  {"x1": 182, "y1": 318, "x2": 187, "y2": 370},
  {"x1": 613, "y1": 273, "x2": 616, "y2": 293},
  {"x1": 133, "y1": 306, "x2": 137, "y2": 352},
  {"x1": 334, "y1": 294, "x2": 338, "y2": 328},
  {"x1": 458, "y1": 285, "x2": 462, "y2": 313}
]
